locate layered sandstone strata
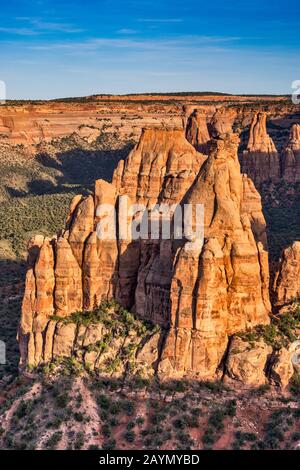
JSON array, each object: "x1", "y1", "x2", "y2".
[
  {"x1": 282, "y1": 124, "x2": 300, "y2": 182},
  {"x1": 241, "y1": 112, "x2": 280, "y2": 184},
  {"x1": 0, "y1": 102, "x2": 183, "y2": 147},
  {"x1": 19, "y1": 127, "x2": 272, "y2": 381}
]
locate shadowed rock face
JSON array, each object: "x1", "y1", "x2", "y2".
[
  {"x1": 282, "y1": 124, "x2": 300, "y2": 182},
  {"x1": 20, "y1": 126, "x2": 299, "y2": 383},
  {"x1": 241, "y1": 112, "x2": 280, "y2": 184},
  {"x1": 273, "y1": 241, "x2": 300, "y2": 309}
]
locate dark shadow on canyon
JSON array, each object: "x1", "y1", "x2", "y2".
[
  {"x1": 0, "y1": 259, "x2": 26, "y2": 379},
  {"x1": 5, "y1": 143, "x2": 134, "y2": 198}
]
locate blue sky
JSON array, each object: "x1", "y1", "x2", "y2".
[{"x1": 0, "y1": 0, "x2": 299, "y2": 99}]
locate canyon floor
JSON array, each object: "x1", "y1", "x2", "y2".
[{"x1": 1, "y1": 372, "x2": 300, "y2": 450}]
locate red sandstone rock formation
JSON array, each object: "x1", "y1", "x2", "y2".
[
  {"x1": 18, "y1": 127, "x2": 273, "y2": 382},
  {"x1": 157, "y1": 133, "x2": 271, "y2": 380},
  {"x1": 210, "y1": 107, "x2": 237, "y2": 137},
  {"x1": 241, "y1": 112, "x2": 280, "y2": 184},
  {"x1": 273, "y1": 241, "x2": 300, "y2": 309},
  {"x1": 282, "y1": 124, "x2": 300, "y2": 182},
  {"x1": 226, "y1": 337, "x2": 272, "y2": 386},
  {"x1": 185, "y1": 110, "x2": 210, "y2": 153},
  {"x1": 113, "y1": 128, "x2": 206, "y2": 207}
]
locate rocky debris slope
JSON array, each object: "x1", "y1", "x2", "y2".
[
  {"x1": 282, "y1": 124, "x2": 300, "y2": 182},
  {"x1": 241, "y1": 112, "x2": 280, "y2": 184},
  {"x1": 17, "y1": 126, "x2": 300, "y2": 387}
]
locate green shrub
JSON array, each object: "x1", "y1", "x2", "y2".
[
  {"x1": 97, "y1": 394, "x2": 110, "y2": 409},
  {"x1": 55, "y1": 393, "x2": 69, "y2": 408},
  {"x1": 14, "y1": 399, "x2": 34, "y2": 419},
  {"x1": 208, "y1": 409, "x2": 225, "y2": 431},
  {"x1": 202, "y1": 428, "x2": 216, "y2": 447},
  {"x1": 173, "y1": 418, "x2": 186, "y2": 430},
  {"x1": 292, "y1": 432, "x2": 300, "y2": 442},
  {"x1": 45, "y1": 431, "x2": 63, "y2": 449},
  {"x1": 290, "y1": 374, "x2": 300, "y2": 396},
  {"x1": 127, "y1": 421, "x2": 135, "y2": 430},
  {"x1": 102, "y1": 439, "x2": 116, "y2": 450},
  {"x1": 122, "y1": 400, "x2": 135, "y2": 416},
  {"x1": 225, "y1": 399, "x2": 237, "y2": 417},
  {"x1": 102, "y1": 424, "x2": 111, "y2": 438},
  {"x1": 74, "y1": 431, "x2": 85, "y2": 449},
  {"x1": 123, "y1": 430, "x2": 136, "y2": 443}
]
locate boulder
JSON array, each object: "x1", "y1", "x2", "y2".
[{"x1": 226, "y1": 337, "x2": 272, "y2": 386}]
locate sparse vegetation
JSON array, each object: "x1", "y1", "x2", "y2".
[{"x1": 238, "y1": 304, "x2": 300, "y2": 350}]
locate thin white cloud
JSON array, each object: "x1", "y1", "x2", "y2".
[
  {"x1": 30, "y1": 20, "x2": 84, "y2": 33},
  {"x1": 28, "y1": 35, "x2": 241, "y2": 52},
  {"x1": 0, "y1": 27, "x2": 38, "y2": 36},
  {"x1": 117, "y1": 28, "x2": 138, "y2": 34},
  {"x1": 138, "y1": 18, "x2": 183, "y2": 23},
  {"x1": 5, "y1": 16, "x2": 85, "y2": 34}
]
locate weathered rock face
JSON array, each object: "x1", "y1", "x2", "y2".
[
  {"x1": 113, "y1": 128, "x2": 206, "y2": 207},
  {"x1": 68, "y1": 195, "x2": 94, "y2": 266},
  {"x1": 273, "y1": 241, "x2": 300, "y2": 309},
  {"x1": 19, "y1": 235, "x2": 55, "y2": 367},
  {"x1": 157, "y1": 133, "x2": 271, "y2": 380},
  {"x1": 19, "y1": 127, "x2": 272, "y2": 382},
  {"x1": 282, "y1": 124, "x2": 300, "y2": 182},
  {"x1": 210, "y1": 107, "x2": 237, "y2": 137},
  {"x1": 269, "y1": 345, "x2": 297, "y2": 389},
  {"x1": 185, "y1": 110, "x2": 210, "y2": 154},
  {"x1": 240, "y1": 175, "x2": 268, "y2": 248},
  {"x1": 241, "y1": 112, "x2": 280, "y2": 184},
  {"x1": 226, "y1": 337, "x2": 272, "y2": 386}
]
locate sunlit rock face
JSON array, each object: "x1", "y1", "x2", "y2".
[
  {"x1": 113, "y1": 127, "x2": 207, "y2": 207},
  {"x1": 19, "y1": 127, "x2": 271, "y2": 382},
  {"x1": 241, "y1": 112, "x2": 280, "y2": 184},
  {"x1": 185, "y1": 110, "x2": 210, "y2": 154}
]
